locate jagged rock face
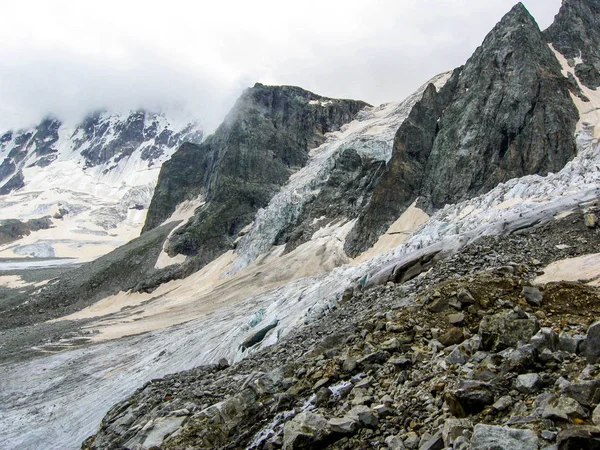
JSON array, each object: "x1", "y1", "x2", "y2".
[
  {"x1": 345, "y1": 3, "x2": 579, "y2": 256},
  {"x1": 144, "y1": 83, "x2": 367, "y2": 268},
  {"x1": 545, "y1": 0, "x2": 600, "y2": 89},
  {"x1": 273, "y1": 148, "x2": 386, "y2": 253}
]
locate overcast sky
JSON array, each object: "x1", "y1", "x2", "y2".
[{"x1": 0, "y1": 0, "x2": 562, "y2": 132}]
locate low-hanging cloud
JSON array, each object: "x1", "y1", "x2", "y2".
[{"x1": 0, "y1": 0, "x2": 562, "y2": 132}]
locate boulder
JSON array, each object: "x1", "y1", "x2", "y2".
[
  {"x1": 283, "y1": 411, "x2": 332, "y2": 450},
  {"x1": 557, "y1": 426, "x2": 600, "y2": 450},
  {"x1": 515, "y1": 373, "x2": 542, "y2": 394},
  {"x1": 470, "y1": 424, "x2": 539, "y2": 450},
  {"x1": 582, "y1": 322, "x2": 600, "y2": 363},
  {"x1": 521, "y1": 286, "x2": 543, "y2": 307},
  {"x1": 480, "y1": 310, "x2": 540, "y2": 351},
  {"x1": 561, "y1": 379, "x2": 600, "y2": 407}
]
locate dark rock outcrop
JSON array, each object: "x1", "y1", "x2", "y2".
[
  {"x1": 345, "y1": 3, "x2": 579, "y2": 255},
  {"x1": 545, "y1": 0, "x2": 600, "y2": 89},
  {"x1": 143, "y1": 84, "x2": 368, "y2": 270}
]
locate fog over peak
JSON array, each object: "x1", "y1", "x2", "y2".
[{"x1": 0, "y1": 0, "x2": 561, "y2": 133}]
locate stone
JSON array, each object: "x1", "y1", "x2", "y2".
[
  {"x1": 404, "y1": 432, "x2": 420, "y2": 450},
  {"x1": 557, "y1": 426, "x2": 600, "y2": 450},
  {"x1": 522, "y1": 286, "x2": 543, "y2": 307},
  {"x1": 457, "y1": 288, "x2": 476, "y2": 304},
  {"x1": 515, "y1": 373, "x2": 542, "y2": 394},
  {"x1": 541, "y1": 430, "x2": 557, "y2": 442},
  {"x1": 385, "y1": 435, "x2": 406, "y2": 450},
  {"x1": 442, "y1": 419, "x2": 473, "y2": 446},
  {"x1": 561, "y1": 380, "x2": 600, "y2": 407},
  {"x1": 492, "y1": 396, "x2": 513, "y2": 411},
  {"x1": 282, "y1": 411, "x2": 331, "y2": 450},
  {"x1": 479, "y1": 310, "x2": 540, "y2": 352},
  {"x1": 448, "y1": 382, "x2": 495, "y2": 417},
  {"x1": 446, "y1": 345, "x2": 470, "y2": 365},
  {"x1": 530, "y1": 328, "x2": 559, "y2": 352},
  {"x1": 502, "y1": 345, "x2": 539, "y2": 374},
  {"x1": 594, "y1": 404, "x2": 600, "y2": 426},
  {"x1": 448, "y1": 313, "x2": 465, "y2": 325},
  {"x1": 419, "y1": 431, "x2": 443, "y2": 450},
  {"x1": 357, "y1": 410, "x2": 379, "y2": 428},
  {"x1": 584, "y1": 213, "x2": 599, "y2": 228},
  {"x1": 558, "y1": 333, "x2": 584, "y2": 354},
  {"x1": 439, "y1": 327, "x2": 465, "y2": 347},
  {"x1": 582, "y1": 322, "x2": 600, "y2": 363},
  {"x1": 470, "y1": 424, "x2": 539, "y2": 450},
  {"x1": 327, "y1": 417, "x2": 357, "y2": 434},
  {"x1": 342, "y1": 357, "x2": 358, "y2": 373},
  {"x1": 554, "y1": 396, "x2": 588, "y2": 420}
]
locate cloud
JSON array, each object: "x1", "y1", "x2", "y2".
[{"x1": 0, "y1": 0, "x2": 562, "y2": 132}]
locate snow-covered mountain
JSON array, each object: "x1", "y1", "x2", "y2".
[
  {"x1": 0, "y1": 111, "x2": 203, "y2": 261},
  {"x1": 1, "y1": 1, "x2": 600, "y2": 449}
]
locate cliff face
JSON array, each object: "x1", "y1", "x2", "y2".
[
  {"x1": 345, "y1": 3, "x2": 580, "y2": 256},
  {"x1": 545, "y1": 0, "x2": 600, "y2": 89},
  {"x1": 144, "y1": 83, "x2": 368, "y2": 268}
]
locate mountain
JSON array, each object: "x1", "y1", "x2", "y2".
[
  {"x1": 0, "y1": 111, "x2": 202, "y2": 260},
  {"x1": 2, "y1": 1, "x2": 600, "y2": 449},
  {"x1": 344, "y1": 3, "x2": 579, "y2": 256},
  {"x1": 545, "y1": 0, "x2": 600, "y2": 89},
  {"x1": 143, "y1": 83, "x2": 367, "y2": 272}
]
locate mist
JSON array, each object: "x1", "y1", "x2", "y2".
[{"x1": 0, "y1": 0, "x2": 562, "y2": 132}]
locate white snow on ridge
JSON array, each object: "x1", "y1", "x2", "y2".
[
  {"x1": 0, "y1": 112, "x2": 202, "y2": 263},
  {"x1": 231, "y1": 71, "x2": 452, "y2": 273}
]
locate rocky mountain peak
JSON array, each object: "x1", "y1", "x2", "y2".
[
  {"x1": 344, "y1": 2, "x2": 579, "y2": 256},
  {"x1": 143, "y1": 84, "x2": 367, "y2": 272},
  {"x1": 545, "y1": 0, "x2": 600, "y2": 88}
]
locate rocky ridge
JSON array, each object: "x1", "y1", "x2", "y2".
[
  {"x1": 142, "y1": 84, "x2": 367, "y2": 272},
  {"x1": 83, "y1": 206, "x2": 600, "y2": 449},
  {"x1": 345, "y1": 3, "x2": 580, "y2": 256}
]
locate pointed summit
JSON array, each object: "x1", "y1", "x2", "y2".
[
  {"x1": 345, "y1": 1, "x2": 579, "y2": 255},
  {"x1": 545, "y1": 0, "x2": 600, "y2": 88}
]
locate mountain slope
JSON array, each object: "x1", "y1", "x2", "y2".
[
  {"x1": 344, "y1": 3, "x2": 579, "y2": 256},
  {"x1": 143, "y1": 84, "x2": 368, "y2": 271},
  {"x1": 0, "y1": 111, "x2": 202, "y2": 261},
  {"x1": 545, "y1": 0, "x2": 600, "y2": 89}
]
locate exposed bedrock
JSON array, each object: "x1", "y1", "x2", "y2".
[
  {"x1": 345, "y1": 3, "x2": 580, "y2": 256},
  {"x1": 143, "y1": 83, "x2": 368, "y2": 270}
]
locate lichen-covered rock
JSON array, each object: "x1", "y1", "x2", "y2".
[
  {"x1": 479, "y1": 310, "x2": 540, "y2": 352},
  {"x1": 470, "y1": 424, "x2": 539, "y2": 450}
]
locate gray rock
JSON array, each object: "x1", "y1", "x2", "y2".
[
  {"x1": 282, "y1": 411, "x2": 331, "y2": 450},
  {"x1": 404, "y1": 432, "x2": 420, "y2": 450},
  {"x1": 594, "y1": 404, "x2": 600, "y2": 426},
  {"x1": 493, "y1": 396, "x2": 513, "y2": 411},
  {"x1": 470, "y1": 424, "x2": 539, "y2": 450},
  {"x1": 457, "y1": 288, "x2": 476, "y2": 304},
  {"x1": 559, "y1": 333, "x2": 584, "y2": 354},
  {"x1": 530, "y1": 328, "x2": 559, "y2": 351},
  {"x1": 480, "y1": 310, "x2": 540, "y2": 351},
  {"x1": 448, "y1": 313, "x2": 466, "y2": 325},
  {"x1": 556, "y1": 426, "x2": 600, "y2": 450},
  {"x1": 582, "y1": 322, "x2": 600, "y2": 363},
  {"x1": 561, "y1": 379, "x2": 600, "y2": 407},
  {"x1": 419, "y1": 430, "x2": 443, "y2": 450},
  {"x1": 327, "y1": 417, "x2": 357, "y2": 434},
  {"x1": 442, "y1": 418, "x2": 473, "y2": 447},
  {"x1": 342, "y1": 357, "x2": 358, "y2": 373},
  {"x1": 385, "y1": 435, "x2": 406, "y2": 450},
  {"x1": 516, "y1": 373, "x2": 542, "y2": 394},
  {"x1": 522, "y1": 286, "x2": 543, "y2": 306}
]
